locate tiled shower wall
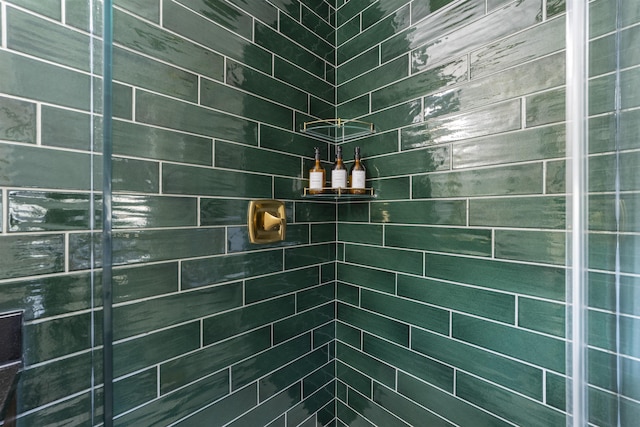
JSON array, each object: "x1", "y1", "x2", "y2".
[
  {"x1": 334, "y1": 0, "x2": 639, "y2": 426},
  {"x1": 1, "y1": 0, "x2": 339, "y2": 425}
]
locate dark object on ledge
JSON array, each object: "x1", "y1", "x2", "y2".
[{"x1": 0, "y1": 311, "x2": 22, "y2": 426}]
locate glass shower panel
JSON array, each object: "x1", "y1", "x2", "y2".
[{"x1": 0, "y1": 0, "x2": 104, "y2": 425}]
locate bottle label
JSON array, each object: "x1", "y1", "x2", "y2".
[
  {"x1": 331, "y1": 169, "x2": 347, "y2": 188},
  {"x1": 351, "y1": 170, "x2": 366, "y2": 188},
  {"x1": 309, "y1": 172, "x2": 324, "y2": 189}
]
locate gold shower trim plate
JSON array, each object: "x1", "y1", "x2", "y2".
[{"x1": 248, "y1": 199, "x2": 286, "y2": 244}]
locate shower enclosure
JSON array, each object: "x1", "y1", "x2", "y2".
[{"x1": 0, "y1": 0, "x2": 637, "y2": 425}]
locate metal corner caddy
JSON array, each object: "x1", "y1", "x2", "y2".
[{"x1": 300, "y1": 118, "x2": 374, "y2": 143}]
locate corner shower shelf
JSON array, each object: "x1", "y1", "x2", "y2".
[
  {"x1": 302, "y1": 187, "x2": 375, "y2": 200},
  {"x1": 300, "y1": 118, "x2": 374, "y2": 142}
]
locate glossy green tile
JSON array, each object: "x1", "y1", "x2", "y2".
[
  {"x1": 337, "y1": 223, "x2": 382, "y2": 245},
  {"x1": 311, "y1": 223, "x2": 336, "y2": 243},
  {"x1": 337, "y1": 14, "x2": 360, "y2": 45},
  {"x1": 303, "y1": 362, "x2": 334, "y2": 398},
  {"x1": 453, "y1": 123, "x2": 565, "y2": 169},
  {"x1": 338, "y1": 4, "x2": 410, "y2": 65},
  {"x1": 398, "y1": 274, "x2": 515, "y2": 323},
  {"x1": 17, "y1": 390, "x2": 98, "y2": 427},
  {"x1": 348, "y1": 386, "x2": 411, "y2": 427},
  {"x1": 407, "y1": 99, "x2": 522, "y2": 150},
  {"x1": 112, "y1": 262, "x2": 178, "y2": 303},
  {"x1": 260, "y1": 347, "x2": 329, "y2": 401},
  {"x1": 345, "y1": 244, "x2": 423, "y2": 275},
  {"x1": 369, "y1": 176, "x2": 411, "y2": 200},
  {"x1": 201, "y1": 79, "x2": 293, "y2": 130},
  {"x1": 115, "y1": 0, "x2": 160, "y2": 22},
  {"x1": 274, "y1": 302, "x2": 334, "y2": 344},
  {"x1": 589, "y1": 151, "x2": 640, "y2": 193},
  {"x1": 163, "y1": 163, "x2": 271, "y2": 198},
  {"x1": 385, "y1": 225, "x2": 492, "y2": 257},
  {"x1": 588, "y1": 272, "x2": 640, "y2": 317},
  {"x1": 621, "y1": 66, "x2": 640, "y2": 109},
  {"x1": 526, "y1": 88, "x2": 565, "y2": 127},
  {"x1": 261, "y1": 125, "x2": 329, "y2": 159},
  {"x1": 337, "y1": 47, "x2": 379, "y2": 85},
  {"x1": 114, "y1": 368, "x2": 157, "y2": 416},
  {"x1": 590, "y1": 33, "x2": 617, "y2": 78},
  {"x1": 336, "y1": 341, "x2": 395, "y2": 388},
  {"x1": 227, "y1": 224, "x2": 310, "y2": 253},
  {"x1": 65, "y1": 0, "x2": 102, "y2": 33},
  {"x1": 366, "y1": 146, "x2": 450, "y2": 178},
  {"x1": 297, "y1": 283, "x2": 334, "y2": 312},
  {"x1": 200, "y1": 198, "x2": 249, "y2": 226},
  {"x1": 160, "y1": 327, "x2": 270, "y2": 394},
  {"x1": 270, "y1": 0, "x2": 301, "y2": 19},
  {"x1": 453, "y1": 313, "x2": 565, "y2": 373},
  {"x1": 227, "y1": 0, "x2": 278, "y2": 27},
  {"x1": 8, "y1": 191, "x2": 94, "y2": 232},
  {"x1": 232, "y1": 333, "x2": 312, "y2": 390},
  {"x1": 373, "y1": 382, "x2": 455, "y2": 427},
  {"x1": 114, "y1": 120, "x2": 210, "y2": 164},
  {"x1": 113, "y1": 82, "x2": 133, "y2": 119},
  {"x1": 419, "y1": 323, "x2": 547, "y2": 398},
  {"x1": 227, "y1": 60, "x2": 307, "y2": 111},
  {"x1": 337, "y1": 202, "x2": 370, "y2": 222},
  {"x1": 280, "y1": 13, "x2": 333, "y2": 62},
  {"x1": 0, "y1": 51, "x2": 91, "y2": 111},
  {"x1": 397, "y1": 371, "x2": 516, "y2": 427},
  {"x1": 618, "y1": 108, "x2": 640, "y2": 150},
  {"x1": 469, "y1": 195, "x2": 566, "y2": 229},
  {"x1": 589, "y1": 232, "x2": 640, "y2": 275},
  {"x1": 425, "y1": 253, "x2": 565, "y2": 301},
  {"x1": 295, "y1": 201, "x2": 336, "y2": 223},
  {"x1": 70, "y1": 228, "x2": 225, "y2": 269},
  {"x1": 371, "y1": 56, "x2": 467, "y2": 111},
  {"x1": 7, "y1": 7, "x2": 92, "y2": 72},
  {"x1": 0, "y1": 96, "x2": 36, "y2": 143},
  {"x1": 41, "y1": 106, "x2": 96, "y2": 151},
  {"x1": 114, "y1": 322, "x2": 199, "y2": 377},
  {"x1": 546, "y1": 0, "x2": 565, "y2": 17},
  {"x1": 471, "y1": 16, "x2": 564, "y2": 79},
  {"x1": 274, "y1": 57, "x2": 333, "y2": 103},
  {"x1": 113, "y1": 194, "x2": 196, "y2": 228},
  {"x1": 136, "y1": 90, "x2": 258, "y2": 145},
  {"x1": 229, "y1": 384, "x2": 300, "y2": 427},
  {"x1": 203, "y1": 296, "x2": 295, "y2": 346},
  {"x1": 174, "y1": 0, "x2": 252, "y2": 39},
  {"x1": 112, "y1": 157, "x2": 159, "y2": 193},
  {"x1": 337, "y1": 360, "x2": 372, "y2": 398},
  {"x1": 621, "y1": 0, "x2": 640, "y2": 27},
  {"x1": 215, "y1": 141, "x2": 300, "y2": 177},
  {"x1": 172, "y1": 384, "x2": 257, "y2": 426},
  {"x1": 337, "y1": 400, "x2": 375, "y2": 427},
  {"x1": 7, "y1": 0, "x2": 62, "y2": 19},
  {"x1": 339, "y1": 55, "x2": 409, "y2": 104},
  {"x1": 458, "y1": 372, "x2": 566, "y2": 426},
  {"x1": 182, "y1": 249, "x2": 283, "y2": 289},
  {"x1": 19, "y1": 350, "x2": 96, "y2": 413},
  {"x1": 0, "y1": 234, "x2": 64, "y2": 280},
  {"x1": 338, "y1": 303, "x2": 409, "y2": 346},
  {"x1": 411, "y1": 0, "x2": 454, "y2": 21},
  {"x1": 495, "y1": 230, "x2": 566, "y2": 265},
  {"x1": 163, "y1": 0, "x2": 271, "y2": 73},
  {"x1": 255, "y1": 23, "x2": 324, "y2": 78},
  {"x1": 381, "y1": 0, "x2": 484, "y2": 64},
  {"x1": 423, "y1": 52, "x2": 563, "y2": 118},
  {"x1": 337, "y1": 282, "x2": 360, "y2": 305},
  {"x1": 285, "y1": 243, "x2": 336, "y2": 269},
  {"x1": 337, "y1": 0, "x2": 371, "y2": 26},
  {"x1": 246, "y1": 267, "x2": 319, "y2": 303},
  {"x1": 113, "y1": 282, "x2": 242, "y2": 340},
  {"x1": 412, "y1": 0, "x2": 543, "y2": 73},
  {"x1": 589, "y1": 73, "x2": 616, "y2": 115},
  {"x1": 0, "y1": 273, "x2": 94, "y2": 321},
  {"x1": 337, "y1": 93, "x2": 370, "y2": 118},
  {"x1": 362, "y1": 289, "x2": 449, "y2": 334},
  {"x1": 365, "y1": 333, "x2": 453, "y2": 391},
  {"x1": 371, "y1": 200, "x2": 465, "y2": 225},
  {"x1": 23, "y1": 312, "x2": 93, "y2": 364},
  {"x1": 518, "y1": 297, "x2": 566, "y2": 338},
  {"x1": 114, "y1": 369, "x2": 229, "y2": 426}
]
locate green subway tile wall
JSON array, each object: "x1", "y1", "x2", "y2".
[
  {"x1": 1, "y1": 0, "x2": 337, "y2": 425},
  {"x1": 333, "y1": 0, "x2": 639, "y2": 426},
  {"x1": 1, "y1": 0, "x2": 638, "y2": 426}
]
